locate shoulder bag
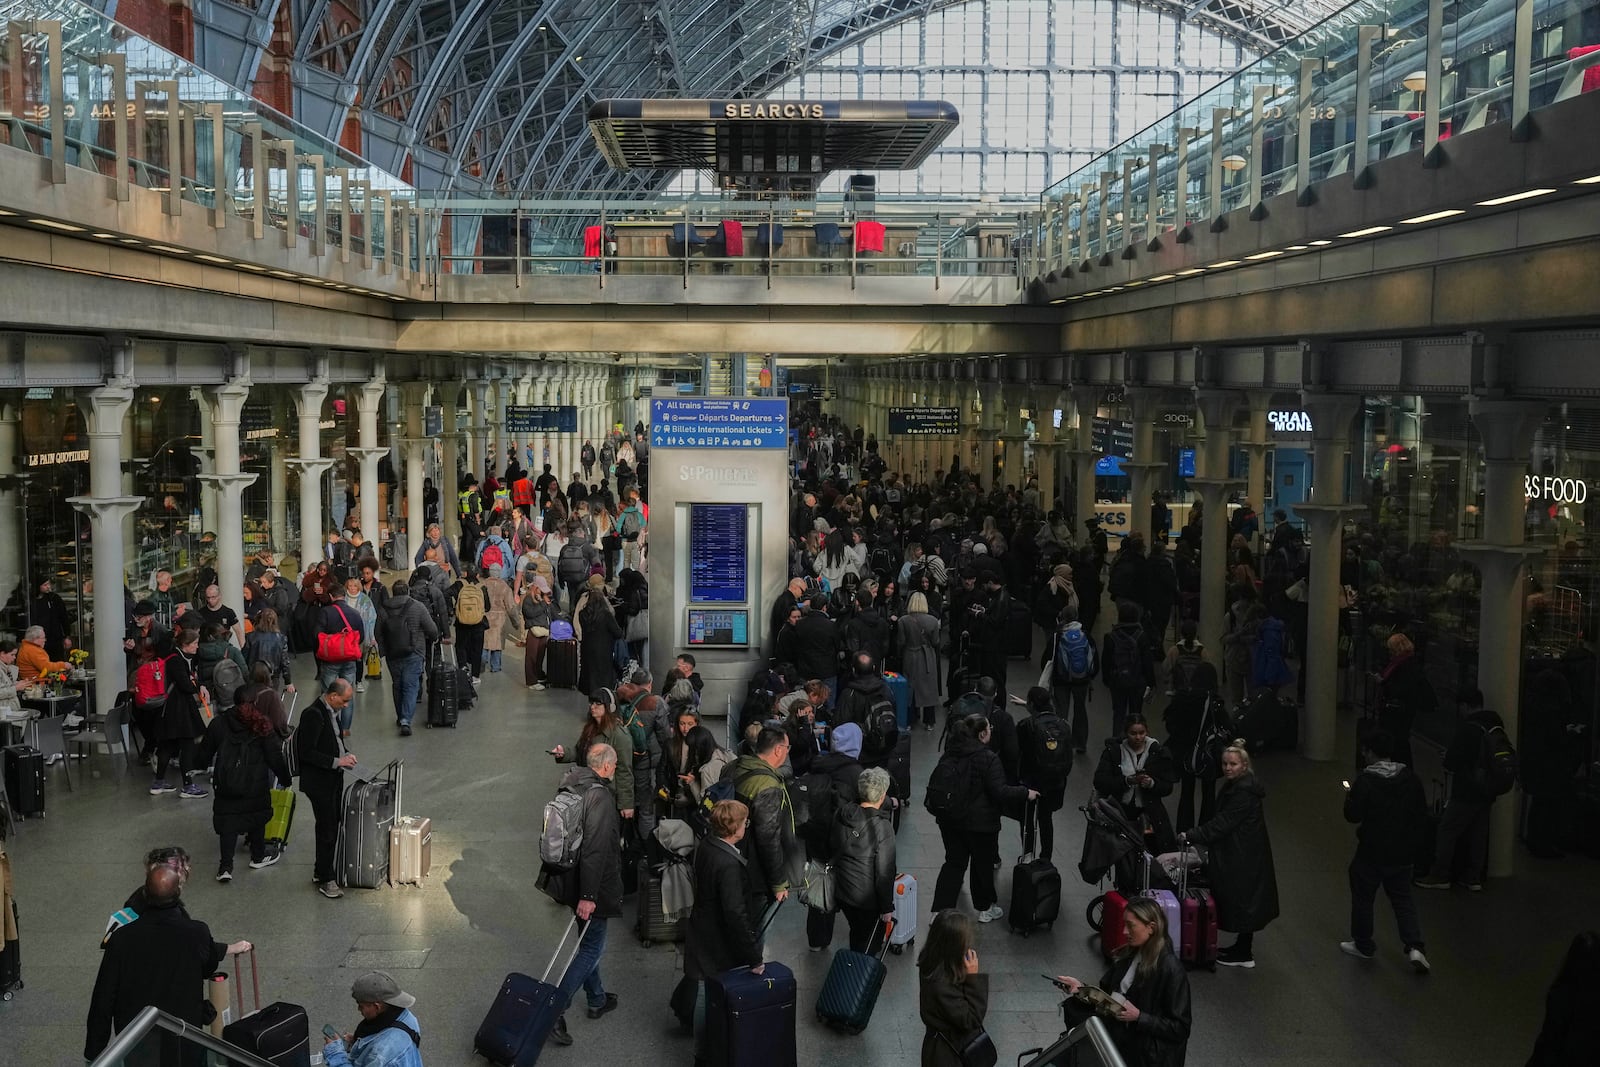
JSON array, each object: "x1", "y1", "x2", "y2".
[{"x1": 938, "y1": 1027, "x2": 998, "y2": 1067}]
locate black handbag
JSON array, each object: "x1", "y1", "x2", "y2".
[{"x1": 938, "y1": 1027, "x2": 998, "y2": 1067}]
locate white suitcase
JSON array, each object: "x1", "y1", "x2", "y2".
[{"x1": 888, "y1": 873, "x2": 917, "y2": 953}]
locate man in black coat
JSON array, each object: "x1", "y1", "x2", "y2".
[
  {"x1": 296, "y1": 679, "x2": 358, "y2": 899},
  {"x1": 769, "y1": 577, "x2": 806, "y2": 653},
  {"x1": 791, "y1": 596, "x2": 841, "y2": 705},
  {"x1": 682, "y1": 799, "x2": 766, "y2": 1052},
  {"x1": 550, "y1": 744, "x2": 626, "y2": 1047},
  {"x1": 1342, "y1": 727, "x2": 1430, "y2": 972},
  {"x1": 1415, "y1": 687, "x2": 1505, "y2": 892},
  {"x1": 85, "y1": 866, "x2": 253, "y2": 1061}
]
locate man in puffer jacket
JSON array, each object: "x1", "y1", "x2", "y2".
[
  {"x1": 825, "y1": 766, "x2": 897, "y2": 954},
  {"x1": 1342, "y1": 727, "x2": 1430, "y2": 972},
  {"x1": 725, "y1": 727, "x2": 800, "y2": 904}
]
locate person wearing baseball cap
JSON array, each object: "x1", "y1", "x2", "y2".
[{"x1": 323, "y1": 971, "x2": 422, "y2": 1067}]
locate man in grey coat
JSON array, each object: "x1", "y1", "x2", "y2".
[{"x1": 376, "y1": 581, "x2": 439, "y2": 736}]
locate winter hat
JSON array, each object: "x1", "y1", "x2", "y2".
[
  {"x1": 1048, "y1": 564, "x2": 1075, "y2": 595},
  {"x1": 586, "y1": 573, "x2": 606, "y2": 590},
  {"x1": 831, "y1": 722, "x2": 864, "y2": 760}
]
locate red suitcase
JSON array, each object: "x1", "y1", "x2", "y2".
[
  {"x1": 1100, "y1": 891, "x2": 1131, "y2": 960},
  {"x1": 1178, "y1": 862, "x2": 1218, "y2": 968}
]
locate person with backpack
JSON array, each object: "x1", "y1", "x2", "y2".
[
  {"x1": 376, "y1": 581, "x2": 438, "y2": 736},
  {"x1": 797, "y1": 721, "x2": 867, "y2": 950},
  {"x1": 836, "y1": 652, "x2": 898, "y2": 769},
  {"x1": 1092, "y1": 713, "x2": 1179, "y2": 855},
  {"x1": 1041, "y1": 608, "x2": 1095, "y2": 754},
  {"x1": 557, "y1": 524, "x2": 598, "y2": 615},
  {"x1": 926, "y1": 714, "x2": 1036, "y2": 922},
  {"x1": 616, "y1": 669, "x2": 668, "y2": 839},
  {"x1": 1341, "y1": 726, "x2": 1431, "y2": 973},
  {"x1": 1249, "y1": 614, "x2": 1294, "y2": 703},
  {"x1": 1102, "y1": 599, "x2": 1156, "y2": 741},
  {"x1": 194, "y1": 687, "x2": 291, "y2": 883},
  {"x1": 1161, "y1": 621, "x2": 1226, "y2": 831},
  {"x1": 474, "y1": 526, "x2": 514, "y2": 583},
  {"x1": 149, "y1": 628, "x2": 210, "y2": 800},
  {"x1": 1014, "y1": 687, "x2": 1074, "y2": 862},
  {"x1": 1415, "y1": 687, "x2": 1515, "y2": 892},
  {"x1": 450, "y1": 564, "x2": 490, "y2": 685},
  {"x1": 617, "y1": 489, "x2": 647, "y2": 573},
  {"x1": 552, "y1": 690, "x2": 636, "y2": 821},
  {"x1": 196, "y1": 623, "x2": 247, "y2": 710},
  {"x1": 726, "y1": 726, "x2": 801, "y2": 905},
  {"x1": 244, "y1": 608, "x2": 293, "y2": 696},
  {"x1": 316, "y1": 575, "x2": 369, "y2": 738},
  {"x1": 843, "y1": 588, "x2": 892, "y2": 666},
  {"x1": 1375, "y1": 633, "x2": 1434, "y2": 771}
]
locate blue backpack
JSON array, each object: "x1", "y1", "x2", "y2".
[
  {"x1": 1251, "y1": 617, "x2": 1293, "y2": 688},
  {"x1": 1054, "y1": 625, "x2": 1095, "y2": 683}
]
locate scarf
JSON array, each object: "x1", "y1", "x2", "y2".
[
  {"x1": 1117, "y1": 741, "x2": 1153, "y2": 808},
  {"x1": 353, "y1": 1005, "x2": 420, "y2": 1047}
]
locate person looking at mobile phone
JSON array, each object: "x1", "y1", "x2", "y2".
[
  {"x1": 1092, "y1": 714, "x2": 1179, "y2": 855},
  {"x1": 1340, "y1": 726, "x2": 1430, "y2": 973},
  {"x1": 321, "y1": 971, "x2": 422, "y2": 1067},
  {"x1": 918, "y1": 910, "x2": 990, "y2": 1067},
  {"x1": 1052, "y1": 897, "x2": 1191, "y2": 1067}
]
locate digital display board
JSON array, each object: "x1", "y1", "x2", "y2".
[
  {"x1": 506, "y1": 405, "x2": 579, "y2": 433},
  {"x1": 1178, "y1": 448, "x2": 1196, "y2": 478},
  {"x1": 687, "y1": 609, "x2": 750, "y2": 646},
  {"x1": 888, "y1": 407, "x2": 961, "y2": 436},
  {"x1": 689, "y1": 504, "x2": 749, "y2": 603}
]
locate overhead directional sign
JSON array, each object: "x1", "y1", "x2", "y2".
[
  {"x1": 506, "y1": 405, "x2": 578, "y2": 434},
  {"x1": 889, "y1": 406, "x2": 961, "y2": 436},
  {"x1": 650, "y1": 397, "x2": 788, "y2": 449}
]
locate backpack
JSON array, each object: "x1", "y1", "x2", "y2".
[
  {"x1": 557, "y1": 543, "x2": 589, "y2": 583},
  {"x1": 924, "y1": 754, "x2": 970, "y2": 819},
  {"x1": 211, "y1": 656, "x2": 245, "y2": 710},
  {"x1": 1106, "y1": 628, "x2": 1144, "y2": 689},
  {"x1": 869, "y1": 546, "x2": 894, "y2": 576},
  {"x1": 621, "y1": 696, "x2": 655, "y2": 761},
  {"x1": 1054, "y1": 626, "x2": 1094, "y2": 684},
  {"x1": 864, "y1": 698, "x2": 899, "y2": 753},
  {"x1": 540, "y1": 784, "x2": 601, "y2": 870},
  {"x1": 213, "y1": 728, "x2": 252, "y2": 799},
  {"x1": 133, "y1": 657, "x2": 169, "y2": 708},
  {"x1": 377, "y1": 609, "x2": 412, "y2": 655},
  {"x1": 479, "y1": 541, "x2": 508, "y2": 578},
  {"x1": 455, "y1": 583, "x2": 486, "y2": 626},
  {"x1": 1029, "y1": 712, "x2": 1073, "y2": 780},
  {"x1": 1472, "y1": 722, "x2": 1519, "y2": 797},
  {"x1": 1170, "y1": 649, "x2": 1208, "y2": 696},
  {"x1": 1251, "y1": 617, "x2": 1292, "y2": 688},
  {"x1": 1181, "y1": 697, "x2": 1230, "y2": 778}
]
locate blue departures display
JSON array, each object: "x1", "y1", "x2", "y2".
[{"x1": 689, "y1": 503, "x2": 749, "y2": 603}]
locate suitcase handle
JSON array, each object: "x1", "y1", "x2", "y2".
[
  {"x1": 867, "y1": 918, "x2": 895, "y2": 960},
  {"x1": 1020, "y1": 795, "x2": 1038, "y2": 864},
  {"x1": 231, "y1": 946, "x2": 261, "y2": 1020},
  {"x1": 541, "y1": 917, "x2": 591, "y2": 987}
]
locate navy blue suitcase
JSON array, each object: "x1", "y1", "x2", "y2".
[
  {"x1": 815, "y1": 921, "x2": 892, "y2": 1034},
  {"x1": 475, "y1": 918, "x2": 588, "y2": 1066},
  {"x1": 705, "y1": 961, "x2": 797, "y2": 1067}
]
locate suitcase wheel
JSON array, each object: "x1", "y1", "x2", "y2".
[
  {"x1": 887, "y1": 943, "x2": 903, "y2": 955},
  {"x1": 1086, "y1": 895, "x2": 1105, "y2": 932},
  {"x1": 641, "y1": 939, "x2": 653, "y2": 948},
  {"x1": 2, "y1": 990, "x2": 11, "y2": 1001}
]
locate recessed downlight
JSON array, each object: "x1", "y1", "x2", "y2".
[
  {"x1": 1208, "y1": 260, "x2": 1242, "y2": 268},
  {"x1": 29, "y1": 218, "x2": 88, "y2": 232},
  {"x1": 1176, "y1": 267, "x2": 1206, "y2": 276},
  {"x1": 147, "y1": 244, "x2": 191, "y2": 254},
  {"x1": 1245, "y1": 250, "x2": 1283, "y2": 260},
  {"x1": 1400, "y1": 209, "x2": 1466, "y2": 224},
  {"x1": 1337, "y1": 226, "x2": 1392, "y2": 238},
  {"x1": 1476, "y1": 188, "x2": 1556, "y2": 206}
]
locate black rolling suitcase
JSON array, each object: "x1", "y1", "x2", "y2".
[
  {"x1": 635, "y1": 856, "x2": 685, "y2": 946},
  {"x1": 547, "y1": 640, "x2": 579, "y2": 689},
  {"x1": 1, "y1": 900, "x2": 21, "y2": 1001},
  {"x1": 338, "y1": 760, "x2": 400, "y2": 889},
  {"x1": 3, "y1": 746, "x2": 44, "y2": 818},
  {"x1": 1006, "y1": 601, "x2": 1034, "y2": 660},
  {"x1": 1009, "y1": 799, "x2": 1062, "y2": 936},
  {"x1": 815, "y1": 920, "x2": 893, "y2": 1034},
  {"x1": 219, "y1": 950, "x2": 311, "y2": 1067},
  {"x1": 428, "y1": 646, "x2": 462, "y2": 728}
]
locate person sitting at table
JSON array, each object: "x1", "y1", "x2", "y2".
[
  {"x1": 0, "y1": 639, "x2": 20, "y2": 719},
  {"x1": 18, "y1": 625, "x2": 68, "y2": 683}
]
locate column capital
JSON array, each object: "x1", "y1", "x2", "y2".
[
  {"x1": 1293, "y1": 502, "x2": 1366, "y2": 527},
  {"x1": 77, "y1": 383, "x2": 137, "y2": 430},
  {"x1": 1298, "y1": 393, "x2": 1362, "y2": 445},
  {"x1": 353, "y1": 378, "x2": 387, "y2": 413},
  {"x1": 293, "y1": 378, "x2": 330, "y2": 417},
  {"x1": 1455, "y1": 542, "x2": 1546, "y2": 571},
  {"x1": 1192, "y1": 388, "x2": 1243, "y2": 432},
  {"x1": 1469, "y1": 398, "x2": 1544, "y2": 462},
  {"x1": 203, "y1": 378, "x2": 252, "y2": 423},
  {"x1": 67, "y1": 496, "x2": 144, "y2": 520},
  {"x1": 400, "y1": 380, "x2": 432, "y2": 403},
  {"x1": 285, "y1": 457, "x2": 337, "y2": 474},
  {"x1": 196, "y1": 472, "x2": 260, "y2": 498}
]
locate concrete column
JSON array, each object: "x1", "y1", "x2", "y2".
[
  {"x1": 198, "y1": 380, "x2": 256, "y2": 645},
  {"x1": 120, "y1": 405, "x2": 137, "y2": 551},
  {"x1": 471, "y1": 381, "x2": 491, "y2": 483},
  {"x1": 1244, "y1": 391, "x2": 1273, "y2": 550},
  {"x1": 351, "y1": 376, "x2": 389, "y2": 554},
  {"x1": 0, "y1": 404, "x2": 22, "y2": 615},
  {"x1": 1191, "y1": 390, "x2": 1244, "y2": 658},
  {"x1": 1071, "y1": 386, "x2": 1100, "y2": 535},
  {"x1": 195, "y1": 393, "x2": 218, "y2": 537},
  {"x1": 493, "y1": 377, "x2": 511, "y2": 478},
  {"x1": 1125, "y1": 389, "x2": 1166, "y2": 540},
  {"x1": 67, "y1": 382, "x2": 143, "y2": 712},
  {"x1": 288, "y1": 380, "x2": 333, "y2": 568},
  {"x1": 1033, "y1": 388, "x2": 1062, "y2": 512},
  {"x1": 975, "y1": 382, "x2": 1002, "y2": 490},
  {"x1": 1461, "y1": 398, "x2": 1545, "y2": 878},
  {"x1": 268, "y1": 395, "x2": 289, "y2": 556},
  {"x1": 401, "y1": 382, "x2": 429, "y2": 561},
  {"x1": 441, "y1": 390, "x2": 461, "y2": 544},
  {"x1": 999, "y1": 384, "x2": 1025, "y2": 492},
  {"x1": 529, "y1": 375, "x2": 550, "y2": 475}
]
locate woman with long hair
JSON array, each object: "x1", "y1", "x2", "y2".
[
  {"x1": 816, "y1": 529, "x2": 853, "y2": 591},
  {"x1": 575, "y1": 575, "x2": 624, "y2": 693},
  {"x1": 520, "y1": 576, "x2": 555, "y2": 690},
  {"x1": 1053, "y1": 897, "x2": 1192, "y2": 1067},
  {"x1": 1179, "y1": 743, "x2": 1280, "y2": 968},
  {"x1": 244, "y1": 607, "x2": 293, "y2": 694},
  {"x1": 552, "y1": 688, "x2": 635, "y2": 819},
  {"x1": 918, "y1": 909, "x2": 988, "y2": 1067},
  {"x1": 194, "y1": 689, "x2": 291, "y2": 882}
]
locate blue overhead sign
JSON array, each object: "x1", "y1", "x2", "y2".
[
  {"x1": 650, "y1": 397, "x2": 788, "y2": 449},
  {"x1": 506, "y1": 405, "x2": 578, "y2": 434}
]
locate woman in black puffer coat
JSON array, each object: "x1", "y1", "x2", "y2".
[
  {"x1": 1180, "y1": 742, "x2": 1279, "y2": 968},
  {"x1": 928, "y1": 715, "x2": 1035, "y2": 921},
  {"x1": 195, "y1": 693, "x2": 291, "y2": 881}
]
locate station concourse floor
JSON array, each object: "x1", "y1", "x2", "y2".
[{"x1": 3, "y1": 647, "x2": 1589, "y2": 1066}]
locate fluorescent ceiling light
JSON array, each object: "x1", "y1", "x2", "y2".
[
  {"x1": 1576, "y1": 174, "x2": 1600, "y2": 184},
  {"x1": 1124, "y1": 279, "x2": 1145, "y2": 287},
  {"x1": 1245, "y1": 250, "x2": 1283, "y2": 260},
  {"x1": 29, "y1": 218, "x2": 87, "y2": 232},
  {"x1": 1337, "y1": 225, "x2": 1392, "y2": 238},
  {"x1": 267, "y1": 269, "x2": 297, "y2": 278},
  {"x1": 1148, "y1": 274, "x2": 1175, "y2": 282},
  {"x1": 1285, "y1": 244, "x2": 1308, "y2": 251},
  {"x1": 0, "y1": 208, "x2": 16, "y2": 216},
  {"x1": 236, "y1": 263, "x2": 267, "y2": 272},
  {"x1": 1208, "y1": 260, "x2": 1241, "y2": 268},
  {"x1": 1476, "y1": 188, "x2": 1555, "y2": 206},
  {"x1": 1400, "y1": 209, "x2": 1466, "y2": 224},
  {"x1": 119, "y1": 238, "x2": 142, "y2": 244},
  {"x1": 146, "y1": 244, "x2": 190, "y2": 254},
  {"x1": 194, "y1": 254, "x2": 231, "y2": 264},
  {"x1": 1176, "y1": 268, "x2": 1206, "y2": 276},
  {"x1": 1309, "y1": 239, "x2": 1333, "y2": 246},
  {"x1": 91, "y1": 232, "x2": 117, "y2": 239}
]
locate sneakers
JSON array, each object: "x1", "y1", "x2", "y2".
[
  {"x1": 1339, "y1": 941, "x2": 1375, "y2": 960},
  {"x1": 976, "y1": 905, "x2": 1004, "y2": 923},
  {"x1": 356, "y1": 681, "x2": 368, "y2": 693},
  {"x1": 533, "y1": 683, "x2": 546, "y2": 691},
  {"x1": 317, "y1": 881, "x2": 344, "y2": 899},
  {"x1": 148, "y1": 780, "x2": 177, "y2": 795},
  {"x1": 549, "y1": 1016, "x2": 573, "y2": 1047},
  {"x1": 586, "y1": 993, "x2": 619, "y2": 1020},
  {"x1": 1413, "y1": 878, "x2": 1452, "y2": 890},
  {"x1": 399, "y1": 724, "x2": 413, "y2": 737},
  {"x1": 180, "y1": 783, "x2": 209, "y2": 799},
  {"x1": 1460, "y1": 882, "x2": 1484, "y2": 892},
  {"x1": 216, "y1": 867, "x2": 233, "y2": 883},
  {"x1": 1216, "y1": 947, "x2": 1256, "y2": 968},
  {"x1": 249, "y1": 853, "x2": 281, "y2": 870},
  {"x1": 1407, "y1": 948, "x2": 1432, "y2": 973}
]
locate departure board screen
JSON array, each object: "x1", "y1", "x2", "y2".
[
  {"x1": 689, "y1": 503, "x2": 749, "y2": 603},
  {"x1": 686, "y1": 609, "x2": 750, "y2": 646}
]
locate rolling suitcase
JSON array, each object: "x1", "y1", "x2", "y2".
[
  {"x1": 428, "y1": 643, "x2": 462, "y2": 727},
  {"x1": 1100, "y1": 890, "x2": 1131, "y2": 959},
  {"x1": 265, "y1": 787, "x2": 296, "y2": 854},
  {"x1": 886, "y1": 733, "x2": 912, "y2": 805},
  {"x1": 3, "y1": 746, "x2": 44, "y2": 818},
  {"x1": 219, "y1": 950, "x2": 312, "y2": 1067},
  {"x1": 338, "y1": 760, "x2": 400, "y2": 889},
  {"x1": 0, "y1": 901, "x2": 20, "y2": 1001},
  {"x1": 1008, "y1": 799, "x2": 1062, "y2": 937},
  {"x1": 706, "y1": 961, "x2": 797, "y2": 1067},
  {"x1": 1236, "y1": 692, "x2": 1294, "y2": 751},
  {"x1": 474, "y1": 919, "x2": 589, "y2": 1067},
  {"x1": 882, "y1": 671, "x2": 911, "y2": 729},
  {"x1": 1141, "y1": 889, "x2": 1181, "y2": 948},
  {"x1": 390, "y1": 815, "x2": 432, "y2": 886},
  {"x1": 1177, "y1": 860, "x2": 1218, "y2": 969},
  {"x1": 888, "y1": 873, "x2": 916, "y2": 954},
  {"x1": 815, "y1": 920, "x2": 893, "y2": 1034},
  {"x1": 635, "y1": 856, "x2": 685, "y2": 946},
  {"x1": 1006, "y1": 601, "x2": 1034, "y2": 660},
  {"x1": 546, "y1": 640, "x2": 579, "y2": 689}
]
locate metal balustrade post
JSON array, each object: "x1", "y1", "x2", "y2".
[
  {"x1": 1296, "y1": 58, "x2": 1322, "y2": 205},
  {"x1": 599, "y1": 201, "x2": 607, "y2": 290},
  {"x1": 8, "y1": 21, "x2": 66, "y2": 184},
  {"x1": 935, "y1": 210, "x2": 942, "y2": 289},
  {"x1": 1511, "y1": 0, "x2": 1533, "y2": 139},
  {"x1": 94, "y1": 52, "x2": 128, "y2": 201},
  {"x1": 204, "y1": 102, "x2": 226, "y2": 227},
  {"x1": 514, "y1": 206, "x2": 523, "y2": 287},
  {"x1": 1354, "y1": 26, "x2": 1378, "y2": 185},
  {"x1": 244, "y1": 123, "x2": 264, "y2": 239},
  {"x1": 1424, "y1": 0, "x2": 1443, "y2": 165}
]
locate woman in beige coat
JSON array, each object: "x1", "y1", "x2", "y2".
[{"x1": 482, "y1": 572, "x2": 518, "y2": 673}]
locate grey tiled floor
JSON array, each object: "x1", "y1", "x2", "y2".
[{"x1": 4, "y1": 650, "x2": 1591, "y2": 1066}]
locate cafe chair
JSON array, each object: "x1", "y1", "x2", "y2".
[
  {"x1": 31, "y1": 715, "x2": 73, "y2": 793},
  {"x1": 70, "y1": 697, "x2": 135, "y2": 776}
]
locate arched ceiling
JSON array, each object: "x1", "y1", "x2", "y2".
[{"x1": 164, "y1": 0, "x2": 1369, "y2": 195}]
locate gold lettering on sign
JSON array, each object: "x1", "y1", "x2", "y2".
[{"x1": 720, "y1": 102, "x2": 827, "y2": 120}]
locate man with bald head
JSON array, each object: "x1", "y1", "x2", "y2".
[
  {"x1": 297, "y1": 678, "x2": 360, "y2": 899},
  {"x1": 86, "y1": 864, "x2": 253, "y2": 1060}
]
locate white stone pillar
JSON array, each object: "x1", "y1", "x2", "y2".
[
  {"x1": 402, "y1": 382, "x2": 429, "y2": 563},
  {"x1": 471, "y1": 380, "x2": 491, "y2": 483},
  {"x1": 1244, "y1": 391, "x2": 1273, "y2": 552},
  {"x1": 493, "y1": 377, "x2": 511, "y2": 478},
  {"x1": 1192, "y1": 390, "x2": 1243, "y2": 658},
  {"x1": 351, "y1": 376, "x2": 389, "y2": 554},
  {"x1": 198, "y1": 379, "x2": 256, "y2": 645},
  {"x1": 441, "y1": 390, "x2": 461, "y2": 544},
  {"x1": 1070, "y1": 386, "x2": 1099, "y2": 534},
  {"x1": 67, "y1": 382, "x2": 143, "y2": 712},
  {"x1": 196, "y1": 393, "x2": 218, "y2": 536},
  {"x1": 0, "y1": 403, "x2": 22, "y2": 615},
  {"x1": 288, "y1": 380, "x2": 333, "y2": 569},
  {"x1": 268, "y1": 404, "x2": 289, "y2": 557},
  {"x1": 1034, "y1": 388, "x2": 1062, "y2": 512}
]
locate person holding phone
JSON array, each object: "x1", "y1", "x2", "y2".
[
  {"x1": 1093, "y1": 714, "x2": 1179, "y2": 855},
  {"x1": 918, "y1": 910, "x2": 990, "y2": 1067},
  {"x1": 321, "y1": 971, "x2": 422, "y2": 1067},
  {"x1": 1053, "y1": 896, "x2": 1192, "y2": 1067},
  {"x1": 1178, "y1": 743, "x2": 1279, "y2": 968}
]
